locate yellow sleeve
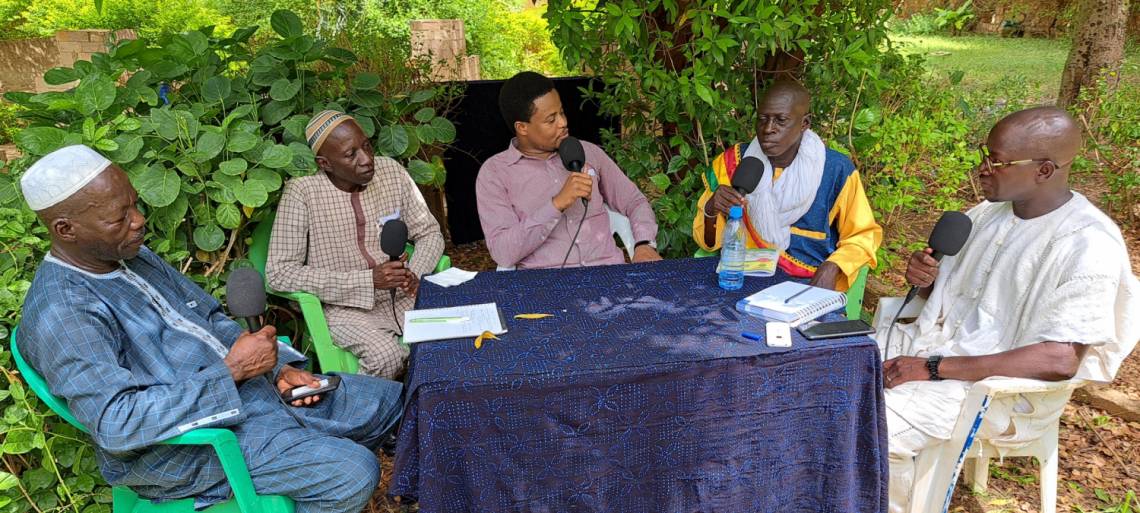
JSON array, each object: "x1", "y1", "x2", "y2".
[
  {"x1": 826, "y1": 170, "x2": 883, "y2": 290},
  {"x1": 692, "y1": 153, "x2": 732, "y2": 252}
]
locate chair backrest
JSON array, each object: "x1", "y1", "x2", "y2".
[
  {"x1": 9, "y1": 328, "x2": 89, "y2": 433},
  {"x1": 249, "y1": 213, "x2": 275, "y2": 277}
]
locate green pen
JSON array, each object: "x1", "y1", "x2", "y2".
[{"x1": 409, "y1": 316, "x2": 469, "y2": 324}]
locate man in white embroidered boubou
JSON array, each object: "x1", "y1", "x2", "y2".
[{"x1": 877, "y1": 107, "x2": 1140, "y2": 513}]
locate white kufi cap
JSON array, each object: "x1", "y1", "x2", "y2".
[{"x1": 20, "y1": 145, "x2": 112, "y2": 211}]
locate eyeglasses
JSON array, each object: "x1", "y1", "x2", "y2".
[{"x1": 977, "y1": 143, "x2": 1052, "y2": 173}]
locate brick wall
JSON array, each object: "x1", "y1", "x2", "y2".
[{"x1": 0, "y1": 29, "x2": 136, "y2": 95}]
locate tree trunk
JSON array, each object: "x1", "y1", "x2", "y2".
[{"x1": 1057, "y1": 0, "x2": 1128, "y2": 107}]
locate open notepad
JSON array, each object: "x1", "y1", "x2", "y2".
[
  {"x1": 735, "y1": 281, "x2": 846, "y2": 327},
  {"x1": 403, "y1": 302, "x2": 507, "y2": 344}
]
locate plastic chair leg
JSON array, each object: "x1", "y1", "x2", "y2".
[
  {"x1": 965, "y1": 456, "x2": 990, "y2": 493},
  {"x1": 1038, "y1": 448, "x2": 1059, "y2": 513}
]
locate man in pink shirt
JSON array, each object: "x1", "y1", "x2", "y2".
[{"x1": 476, "y1": 72, "x2": 662, "y2": 269}]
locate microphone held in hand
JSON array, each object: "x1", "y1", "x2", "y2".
[
  {"x1": 731, "y1": 156, "x2": 765, "y2": 195},
  {"x1": 558, "y1": 136, "x2": 586, "y2": 173},
  {"x1": 558, "y1": 136, "x2": 589, "y2": 209},
  {"x1": 380, "y1": 219, "x2": 408, "y2": 262},
  {"x1": 226, "y1": 267, "x2": 267, "y2": 332},
  {"x1": 902, "y1": 210, "x2": 973, "y2": 305}
]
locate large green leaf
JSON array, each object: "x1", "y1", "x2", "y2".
[
  {"x1": 410, "y1": 89, "x2": 435, "y2": 103},
  {"x1": 193, "y1": 223, "x2": 225, "y2": 251},
  {"x1": 133, "y1": 164, "x2": 180, "y2": 208},
  {"x1": 350, "y1": 90, "x2": 383, "y2": 108},
  {"x1": 217, "y1": 158, "x2": 248, "y2": 176},
  {"x1": 376, "y1": 125, "x2": 409, "y2": 156},
  {"x1": 215, "y1": 203, "x2": 241, "y2": 229},
  {"x1": 15, "y1": 127, "x2": 68, "y2": 155},
  {"x1": 202, "y1": 76, "x2": 231, "y2": 103},
  {"x1": 0, "y1": 471, "x2": 19, "y2": 491},
  {"x1": 430, "y1": 117, "x2": 456, "y2": 143},
  {"x1": 226, "y1": 131, "x2": 259, "y2": 153},
  {"x1": 2, "y1": 430, "x2": 34, "y2": 454},
  {"x1": 75, "y1": 75, "x2": 117, "y2": 116},
  {"x1": 413, "y1": 107, "x2": 435, "y2": 123},
  {"x1": 270, "y1": 10, "x2": 304, "y2": 38},
  {"x1": 258, "y1": 144, "x2": 292, "y2": 169},
  {"x1": 42, "y1": 67, "x2": 79, "y2": 86},
  {"x1": 248, "y1": 167, "x2": 282, "y2": 192},
  {"x1": 352, "y1": 72, "x2": 381, "y2": 91},
  {"x1": 269, "y1": 78, "x2": 301, "y2": 102},
  {"x1": 191, "y1": 132, "x2": 226, "y2": 163},
  {"x1": 233, "y1": 179, "x2": 268, "y2": 207},
  {"x1": 151, "y1": 194, "x2": 188, "y2": 233},
  {"x1": 261, "y1": 100, "x2": 294, "y2": 126},
  {"x1": 416, "y1": 124, "x2": 436, "y2": 145},
  {"x1": 406, "y1": 159, "x2": 436, "y2": 184}
]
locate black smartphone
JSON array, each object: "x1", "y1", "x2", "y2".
[
  {"x1": 797, "y1": 319, "x2": 874, "y2": 340},
  {"x1": 281, "y1": 375, "x2": 341, "y2": 402}
]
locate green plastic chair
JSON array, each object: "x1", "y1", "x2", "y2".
[
  {"x1": 9, "y1": 328, "x2": 294, "y2": 513},
  {"x1": 248, "y1": 213, "x2": 451, "y2": 374},
  {"x1": 694, "y1": 248, "x2": 869, "y2": 321}
]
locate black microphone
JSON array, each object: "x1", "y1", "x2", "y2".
[
  {"x1": 731, "y1": 156, "x2": 765, "y2": 195},
  {"x1": 902, "y1": 211, "x2": 973, "y2": 306},
  {"x1": 380, "y1": 219, "x2": 408, "y2": 262},
  {"x1": 226, "y1": 267, "x2": 267, "y2": 332},
  {"x1": 226, "y1": 267, "x2": 310, "y2": 425},
  {"x1": 558, "y1": 136, "x2": 589, "y2": 208}
]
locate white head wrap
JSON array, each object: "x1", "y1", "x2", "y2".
[{"x1": 20, "y1": 145, "x2": 112, "y2": 211}]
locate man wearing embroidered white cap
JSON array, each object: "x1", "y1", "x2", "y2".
[
  {"x1": 16, "y1": 145, "x2": 405, "y2": 513},
  {"x1": 266, "y1": 110, "x2": 445, "y2": 379}
]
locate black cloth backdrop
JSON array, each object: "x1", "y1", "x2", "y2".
[{"x1": 442, "y1": 77, "x2": 619, "y2": 245}]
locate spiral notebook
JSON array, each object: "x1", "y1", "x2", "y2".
[{"x1": 735, "y1": 281, "x2": 847, "y2": 326}]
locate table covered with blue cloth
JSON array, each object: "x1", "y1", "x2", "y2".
[{"x1": 389, "y1": 258, "x2": 887, "y2": 512}]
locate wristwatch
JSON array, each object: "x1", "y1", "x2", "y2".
[{"x1": 926, "y1": 355, "x2": 944, "y2": 381}]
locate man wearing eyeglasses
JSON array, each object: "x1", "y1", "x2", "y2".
[{"x1": 877, "y1": 106, "x2": 1140, "y2": 513}]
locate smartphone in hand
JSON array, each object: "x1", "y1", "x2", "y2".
[{"x1": 280, "y1": 375, "x2": 341, "y2": 402}]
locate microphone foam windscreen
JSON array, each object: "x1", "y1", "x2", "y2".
[
  {"x1": 731, "y1": 157, "x2": 765, "y2": 194},
  {"x1": 380, "y1": 219, "x2": 408, "y2": 259},
  {"x1": 558, "y1": 137, "x2": 586, "y2": 172},
  {"x1": 226, "y1": 267, "x2": 266, "y2": 318},
  {"x1": 928, "y1": 211, "x2": 972, "y2": 257}
]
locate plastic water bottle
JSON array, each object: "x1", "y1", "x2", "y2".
[{"x1": 718, "y1": 205, "x2": 746, "y2": 290}]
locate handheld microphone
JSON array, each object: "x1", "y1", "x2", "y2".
[
  {"x1": 901, "y1": 210, "x2": 973, "y2": 306},
  {"x1": 731, "y1": 156, "x2": 765, "y2": 196},
  {"x1": 558, "y1": 136, "x2": 589, "y2": 208},
  {"x1": 226, "y1": 267, "x2": 308, "y2": 425},
  {"x1": 380, "y1": 219, "x2": 408, "y2": 262},
  {"x1": 226, "y1": 267, "x2": 267, "y2": 332}
]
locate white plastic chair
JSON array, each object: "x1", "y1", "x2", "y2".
[
  {"x1": 496, "y1": 206, "x2": 636, "y2": 271},
  {"x1": 873, "y1": 297, "x2": 1085, "y2": 513},
  {"x1": 908, "y1": 376, "x2": 1084, "y2": 513}
]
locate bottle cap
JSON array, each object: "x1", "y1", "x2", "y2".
[{"x1": 729, "y1": 205, "x2": 743, "y2": 219}]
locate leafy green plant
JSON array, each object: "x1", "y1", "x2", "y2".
[
  {"x1": 933, "y1": 1, "x2": 976, "y2": 35},
  {"x1": 3, "y1": 11, "x2": 455, "y2": 289},
  {"x1": 1078, "y1": 68, "x2": 1140, "y2": 227},
  {"x1": 0, "y1": 101, "x2": 25, "y2": 146},
  {"x1": 547, "y1": 0, "x2": 900, "y2": 257}
]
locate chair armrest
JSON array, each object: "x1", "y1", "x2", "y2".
[
  {"x1": 972, "y1": 376, "x2": 1086, "y2": 396},
  {"x1": 161, "y1": 428, "x2": 261, "y2": 512}
]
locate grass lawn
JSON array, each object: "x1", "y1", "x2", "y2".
[{"x1": 889, "y1": 33, "x2": 1140, "y2": 100}]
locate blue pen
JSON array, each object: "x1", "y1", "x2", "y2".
[{"x1": 741, "y1": 331, "x2": 762, "y2": 341}]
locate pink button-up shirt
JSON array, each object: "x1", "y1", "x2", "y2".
[{"x1": 476, "y1": 139, "x2": 658, "y2": 269}]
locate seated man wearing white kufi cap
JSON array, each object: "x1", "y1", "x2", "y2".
[
  {"x1": 266, "y1": 110, "x2": 444, "y2": 379},
  {"x1": 17, "y1": 145, "x2": 404, "y2": 513}
]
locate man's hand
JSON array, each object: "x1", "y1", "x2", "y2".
[
  {"x1": 631, "y1": 245, "x2": 662, "y2": 263},
  {"x1": 276, "y1": 366, "x2": 324, "y2": 407},
  {"x1": 809, "y1": 261, "x2": 843, "y2": 290},
  {"x1": 224, "y1": 326, "x2": 278, "y2": 383},
  {"x1": 402, "y1": 272, "x2": 420, "y2": 297},
  {"x1": 372, "y1": 261, "x2": 408, "y2": 290},
  {"x1": 883, "y1": 356, "x2": 930, "y2": 388},
  {"x1": 552, "y1": 173, "x2": 593, "y2": 211},
  {"x1": 905, "y1": 247, "x2": 940, "y2": 289},
  {"x1": 704, "y1": 187, "x2": 747, "y2": 217}
]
